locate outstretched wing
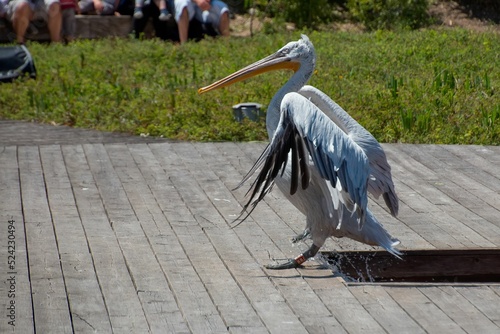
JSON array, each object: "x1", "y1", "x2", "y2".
[
  {"x1": 299, "y1": 85, "x2": 399, "y2": 217},
  {"x1": 235, "y1": 92, "x2": 370, "y2": 228}
]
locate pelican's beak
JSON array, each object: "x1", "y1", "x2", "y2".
[{"x1": 198, "y1": 51, "x2": 300, "y2": 94}]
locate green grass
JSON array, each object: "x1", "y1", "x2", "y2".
[{"x1": 1, "y1": 28, "x2": 499, "y2": 144}]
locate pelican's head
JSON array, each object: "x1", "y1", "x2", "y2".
[{"x1": 198, "y1": 35, "x2": 316, "y2": 94}]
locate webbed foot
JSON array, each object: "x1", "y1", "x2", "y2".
[
  {"x1": 265, "y1": 258, "x2": 301, "y2": 270},
  {"x1": 265, "y1": 244, "x2": 321, "y2": 270}
]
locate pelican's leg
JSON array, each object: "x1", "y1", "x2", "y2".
[
  {"x1": 292, "y1": 228, "x2": 311, "y2": 243},
  {"x1": 265, "y1": 244, "x2": 321, "y2": 270}
]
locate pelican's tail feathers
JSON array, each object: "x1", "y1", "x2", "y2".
[
  {"x1": 384, "y1": 239, "x2": 402, "y2": 259},
  {"x1": 365, "y1": 223, "x2": 402, "y2": 259},
  {"x1": 342, "y1": 208, "x2": 402, "y2": 259}
]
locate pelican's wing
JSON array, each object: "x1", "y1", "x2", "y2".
[
  {"x1": 299, "y1": 85, "x2": 399, "y2": 217},
  {"x1": 236, "y1": 93, "x2": 370, "y2": 228}
]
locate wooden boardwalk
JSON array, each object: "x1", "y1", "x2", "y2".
[{"x1": 0, "y1": 121, "x2": 499, "y2": 333}]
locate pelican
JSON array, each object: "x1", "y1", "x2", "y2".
[{"x1": 199, "y1": 35, "x2": 401, "y2": 269}]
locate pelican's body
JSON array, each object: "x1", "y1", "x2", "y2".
[{"x1": 199, "y1": 35, "x2": 400, "y2": 269}]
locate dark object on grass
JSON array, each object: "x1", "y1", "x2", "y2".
[
  {"x1": 0, "y1": 45, "x2": 36, "y2": 83},
  {"x1": 232, "y1": 102, "x2": 263, "y2": 122}
]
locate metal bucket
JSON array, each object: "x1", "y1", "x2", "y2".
[{"x1": 232, "y1": 103, "x2": 263, "y2": 122}]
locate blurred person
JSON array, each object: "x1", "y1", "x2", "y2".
[
  {"x1": 7, "y1": 0, "x2": 62, "y2": 43},
  {"x1": 175, "y1": 0, "x2": 229, "y2": 44},
  {"x1": 0, "y1": 0, "x2": 8, "y2": 19},
  {"x1": 132, "y1": 0, "x2": 224, "y2": 43},
  {"x1": 0, "y1": 0, "x2": 7, "y2": 29},
  {"x1": 132, "y1": 0, "x2": 175, "y2": 40},
  {"x1": 79, "y1": 0, "x2": 117, "y2": 15},
  {"x1": 60, "y1": 0, "x2": 78, "y2": 42},
  {"x1": 134, "y1": 0, "x2": 170, "y2": 21}
]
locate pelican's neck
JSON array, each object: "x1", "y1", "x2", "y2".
[{"x1": 266, "y1": 64, "x2": 313, "y2": 138}]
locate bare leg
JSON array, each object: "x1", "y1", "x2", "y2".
[
  {"x1": 12, "y1": 2, "x2": 32, "y2": 44},
  {"x1": 218, "y1": 10, "x2": 229, "y2": 37},
  {"x1": 265, "y1": 244, "x2": 321, "y2": 270},
  {"x1": 47, "y1": 2, "x2": 61, "y2": 43},
  {"x1": 177, "y1": 7, "x2": 188, "y2": 43},
  {"x1": 158, "y1": 0, "x2": 166, "y2": 11}
]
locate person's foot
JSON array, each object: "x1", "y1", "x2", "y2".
[
  {"x1": 159, "y1": 8, "x2": 171, "y2": 21},
  {"x1": 133, "y1": 8, "x2": 143, "y2": 19}
]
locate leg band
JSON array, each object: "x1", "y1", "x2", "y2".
[{"x1": 294, "y1": 254, "x2": 307, "y2": 265}]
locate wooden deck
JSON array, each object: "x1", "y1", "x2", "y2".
[{"x1": 0, "y1": 121, "x2": 499, "y2": 333}]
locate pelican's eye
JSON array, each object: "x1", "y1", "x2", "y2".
[{"x1": 279, "y1": 48, "x2": 290, "y2": 56}]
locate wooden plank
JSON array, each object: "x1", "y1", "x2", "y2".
[
  {"x1": 85, "y1": 143, "x2": 198, "y2": 333},
  {"x1": 349, "y1": 285, "x2": 426, "y2": 333},
  {"x1": 389, "y1": 146, "x2": 500, "y2": 245},
  {"x1": 394, "y1": 145, "x2": 500, "y2": 241},
  {"x1": 384, "y1": 145, "x2": 499, "y2": 246},
  {"x1": 419, "y1": 286, "x2": 499, "y2": 333},
  {"x1": 127, "y1": 143, "x2": 231, "y2": 333},
  {"x1": 17, "y1": 146, "x2": 72, "y2": 334},
  {"x1": 429, "y1": 145, "x2": 500, "y2": 191},
  {"x1": 62, "y1": 145, "x2": 149, "y2": 333},
  {"x1": 427, "y1": 145, "x2": 500, "y2": 197},
  {"x1": 468, "y1": 145, "x2": 500, "y2": 163},
  {"x1": 428, "y1": 210, "x2": 495, "y2": 248},
  {"x1": 384, "y1": 287, "x2": 466, "y2": 334},
  {"x1": 82, "y1": 144, "x2": 145, "y2": 236},
  {"x1": 270, "y1": 276, "x2": 348, "y2": 333},
  {"x1": 442, "y1": 168, "x2": 500, "y2": 210},
  {"x1": 304, "y1": 274, "x2": 387, "y2": 334},
  {"x1": 398, "y1": 145, "x2": 500, "y2": 229},
  {"x1": 454, "y1": 286, "x2": 500, "y2": 327},
  {"x1": 137, "y1": 290, "x2": 190, "y2": 334},
  {"x1": 0, "y1": 146, "x2": 34, "y2": 333},
  {"x1": 421, "y1": 146, "x2": 500, "y2": 224},
  {"x1": 39, "y1": 145, "x2": 112, "y2": 333},
  {"x1": 105, "y1": 144, "x2": 197, "y2": 333}
]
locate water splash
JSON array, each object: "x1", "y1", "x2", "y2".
[{"x1": 322, "y1": 249, "x2": 399, "y2": 282}]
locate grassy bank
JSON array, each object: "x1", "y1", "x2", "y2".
[{"x1": 1, "y1": 29, "x2": 499, "y2": 144}]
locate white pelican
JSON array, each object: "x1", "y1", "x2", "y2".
[{"x1": 199, "y1": 35, "x2": 401, "y2": 269}]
